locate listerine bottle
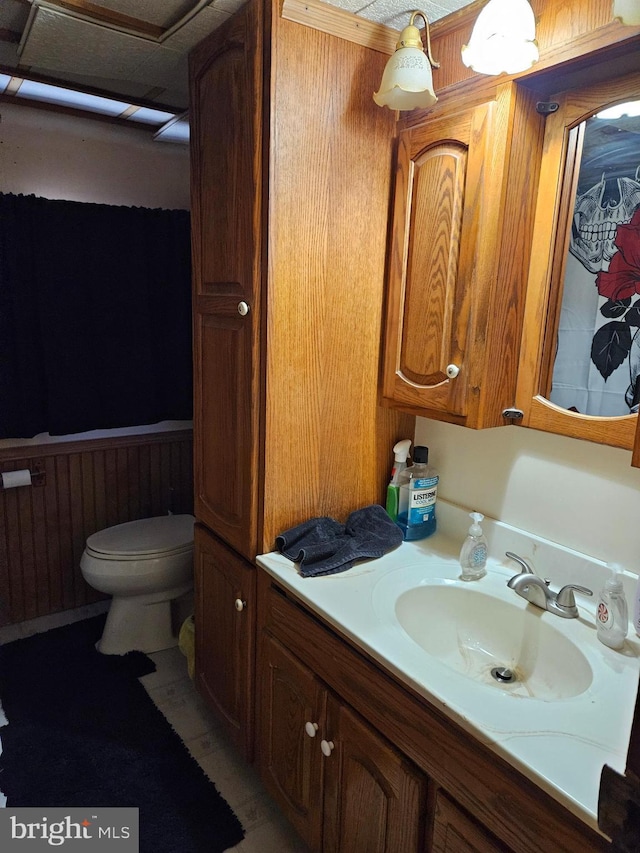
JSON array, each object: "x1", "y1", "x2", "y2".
[{"x1": 396, "y1": 445, "x2": 438, "y2": 541}]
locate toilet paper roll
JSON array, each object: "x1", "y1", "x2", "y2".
[{"x1": 1, "y1": 469, "x2": 32, "y2": 489}]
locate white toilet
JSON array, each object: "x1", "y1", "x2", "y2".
[{"x1": 80, "y1": 514, "x2": 195, "y2": 655}]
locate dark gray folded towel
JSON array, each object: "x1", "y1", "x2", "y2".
[{"x1": 276, "y1": 504, "x2": 403, "y2": 577}]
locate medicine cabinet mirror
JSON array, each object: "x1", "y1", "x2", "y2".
[{"x1": 517, "y1": 70, "x2": 640, "y2": 451}]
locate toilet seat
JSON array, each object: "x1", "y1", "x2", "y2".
[
  {"x1": 84, "y1": 542, "x2": 193, "y2": 562},
  {"x1": 86, "y1": 514, "x2": 194, "y2": 559}
]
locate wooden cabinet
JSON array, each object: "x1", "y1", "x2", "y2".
[
  {"x1": 189, "y1": 0, "x2": 412, "y2": 752},
  {"x1": 190, "y1": 0, "x2": 263, "y2": 561},
  {"x1": 381, "y1": 83, "x2": 544, "y2": 429},
  {"x1": 258, "y1": 632, "x2": 428, "y2": 853},
  {"x1": 258, "y1": 570, "x2": 609, "y2": 853},
  {"x1": 432, "y1": 792, "x2": 508, "y2": 853},
  {"x1": 259, "y1": 634, "x2": 326, "y2": 849},
  {"x1": 190, "y1": 0, "x2": 412, "y2": 560},
  {"x1": 194, "y1": 523, "x2": 255, "y2": 759}
]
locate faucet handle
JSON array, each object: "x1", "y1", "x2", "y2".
[
  {"x1": 556, "y1": 584, "x2": 593, "y2": 609},
  {"x1": 505, "y1": 552, "x2": 534, "y2": 574}
]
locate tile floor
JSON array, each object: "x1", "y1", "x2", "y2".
[{"x1": 0, "y1": 603, "x2": 309, "y2": 853}]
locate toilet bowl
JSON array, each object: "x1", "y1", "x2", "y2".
[{"x1": 80, "y1": 514, "x2": 195, "y2": 655}]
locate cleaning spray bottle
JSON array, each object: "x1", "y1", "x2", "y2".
[
  {"x1": 459, "y1": 512, "x2": 488, "y2": 581},
  {"x1": 385, "y1": 439, "x2": 412, "y2": 522}
]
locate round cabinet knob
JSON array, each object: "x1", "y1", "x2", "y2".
[
  {"x1": 320, "y1": 739, "x2": 335, "y2": 757},
  {"x1": 304, "y1": 722, "x2": 319, "y2": 738},
  {"x1": 234, "y1": 599, "x2": 246, "y2": 612},
  {"x1": 446, "y1": 364, "x2": 460, "y2": 379},
  {"x1": 237, "y1": 301, "x2": 250, "y2": 316}
]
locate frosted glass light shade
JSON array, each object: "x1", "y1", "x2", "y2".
[
  {"x1": 373, "y1": 46, "x2": 437, "y2": 110},
  {"x1": 461, "y1": 0, "x2": 539, "y2": 76}
]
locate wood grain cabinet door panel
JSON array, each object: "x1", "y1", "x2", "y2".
[
  {"x1": 383, "y1": 84, "x2": 541, "y2": 429},
  {"x1": 259, "y1": 633, "x2": 326, "y2": 852},
  {"x1": 432, "y1": 791, "x2": 509, "y2": 853},
  {"x1": 189, "y1": 2, "x2": 264, "y2": 559},
  {"x1": 382, "y1": 104, "x2": 492, "y2": 420},
  {"x1": 194, "y1": 524, "x2": 256, "y2": 761},
  {"x1": 322, "y1": 695, "x2": 428, "y2": 853}
]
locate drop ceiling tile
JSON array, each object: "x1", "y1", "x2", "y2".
[
  {"x1": 355, "y1": 0, "x2": 472, "y2": 27},
  {"x1": 164, "y1": 6, "x2": 231, "y2": 50},
  {"x1": 131, "y1": 45, "x2": 189, "y2": 106},
  {"x1": 86, "y1": 0, "x2": 193, "y2": 28},
  {"x1": 132, "y1": 44, "x2": 187, "y2": 87},
  {"x1": 20, "y1": 7, "x2": 160, "y2": 80},
  {"x1": 0, "y1": 41, "x2": 20, "y2": 70},
  {"x1": 324, "y1": 0, "x2": 372, "y2": 14},
  {"x1": 0, "y1": 0, "x2": 30, "y2": 31},
  {"x1": 210, "y1": 0, "x2": 248, "y2": 14}
]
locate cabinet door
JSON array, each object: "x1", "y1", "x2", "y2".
[
  {"x1": 382, "y1": 85, "x2": 537, "y2": 429},
  {"x1": 322, "y1": 696, "x2": 427, "y2": 853},
  {"x1": 258, "y1": 634, "x2": 326, "y2": 852},
  {"x1": 189, "y1": 0, "x2": 264, "y2": 559},
  {"x1": 382, "y1": 102, "x2": 494, "y2": 420},
  {"x1": 194, "y1": 523, "x2": 256, "y2": 760},
  {"x1": 432, "y1": 792, "x2": 508, "y2": 853}
]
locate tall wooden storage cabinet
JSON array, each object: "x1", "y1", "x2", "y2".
[{"x1": 189, "y1": 0, "x2": 413, "y2": 759}]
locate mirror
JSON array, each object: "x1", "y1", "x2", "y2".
[
  {"x1": 518, "y1": 70, "x2": 640, "y2": 451},
  {"x1": 549, "y1": 101, "x2": 640, "y2": 417}
]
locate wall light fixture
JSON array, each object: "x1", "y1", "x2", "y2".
[
  {"x1": 373, "y1": 11, "x2": 439, "y2": 111},
  {"x1": 461, "y1": 0, "x2": 539, "y2": 76}
]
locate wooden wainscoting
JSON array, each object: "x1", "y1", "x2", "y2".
[{"x1": 0, "y1": 430, "x2": 193, "y2": 626}]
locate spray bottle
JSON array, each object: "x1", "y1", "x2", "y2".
[{"x1": 385, "y1": 439, "x2": 412, "y2": 522}]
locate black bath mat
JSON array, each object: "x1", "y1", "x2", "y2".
[{"x1": 0, "y1": 615, "x2": 244, "y2": 853}]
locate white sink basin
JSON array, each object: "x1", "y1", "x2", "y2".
[
  {"x1": 395, "y1": 584, "x2": 593, "y2": 699},
  {"x1": 258, "y1": 509, "x2": 640, "y2": 831}
]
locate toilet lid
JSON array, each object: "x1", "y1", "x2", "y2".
[{"x1": 86, "y1": 514, "x2": 195, "y2": 558}]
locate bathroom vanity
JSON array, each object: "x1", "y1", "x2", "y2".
[{"x1": 256, "y1": 505, "x2": 640, "y2": 853}]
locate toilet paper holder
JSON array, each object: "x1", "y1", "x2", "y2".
[{"x1": 0, "y1": 466, "x2": 46, "y2": 490}]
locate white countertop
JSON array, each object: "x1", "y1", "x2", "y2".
[{"x1": 257, "y1": 502, "x2": 640, "y2": 835}]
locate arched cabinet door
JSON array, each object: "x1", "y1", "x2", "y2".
[{"x1": 381, "y1": 85, "x2": 537, "y2": 429}]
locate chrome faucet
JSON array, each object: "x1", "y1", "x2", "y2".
[{"x1": 505, "y1": 552, "x2": 593, "y2": 619}]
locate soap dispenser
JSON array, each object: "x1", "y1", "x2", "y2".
[
  {"x1": 459, "y1": 512, "x2": 488, "y2": 581},
  {"x1": 596, "y1": 565, "x2": 629, "y2": 650}
]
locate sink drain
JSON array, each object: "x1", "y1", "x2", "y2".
[{"x1": 491, "y1": 666, "x2": 517, "y2": 684}]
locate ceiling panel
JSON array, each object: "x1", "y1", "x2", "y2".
[{"x1": 5, "y1": 0, "x2": 475, "y2": 111}]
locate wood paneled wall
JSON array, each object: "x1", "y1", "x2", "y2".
[{"x1": 0, "y1": 430, "x2": 193, "y2": 626}]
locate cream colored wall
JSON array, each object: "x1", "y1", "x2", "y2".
[
  {"x1": 415, "y1": 417, "x2": 640, "y2": 574},
  {"x1": 0, "y1": 101, "x2": 190, "y2": 209}
]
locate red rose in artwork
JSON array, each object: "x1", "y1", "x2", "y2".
[{"x1": 596, "y1": 207, "x2": 640, "y2": 300}]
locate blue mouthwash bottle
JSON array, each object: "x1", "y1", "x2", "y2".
[{"x1": 396, "y1": 445, "x2": 438, "y2": 540}]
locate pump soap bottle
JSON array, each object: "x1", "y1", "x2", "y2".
[
  {"x1": 596, "y1": 565, "x2": 629, "y2": 650},
  {"x1": 385, "y1": 439, "x2": 411, "y2": 523},
  {"x1": 460, "y1": 512, "x2": 488, "y2": 581}
]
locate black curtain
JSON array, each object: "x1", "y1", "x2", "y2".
[{"x1": 0, "y1": 193, "x2": 192, "y2": 438}]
